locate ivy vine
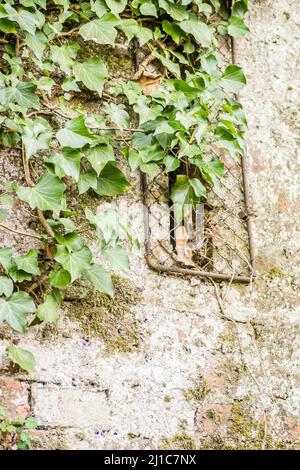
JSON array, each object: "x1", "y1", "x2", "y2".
[{"x1": 0, "y1": 0, "x2": 249, "y2": 373}]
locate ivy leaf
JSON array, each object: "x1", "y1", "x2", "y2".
[
  {"x1": 73, "y1": 58, "x2": 108, "y2": 97},
  {"x1": 215, "y1": 126, "x2": 243, "y2": 159},
  {"x1": 78, "y1": 170, "x2": 98, "y2": 194},
  {"x1": 85, "y1": 144, "x2": 115, "y2": 175},
  {"x1": 0, "y1": 276, "x2": 14, "y2": 297},
  {"x1": 15, "y1": 249, "x2": 41, "y2": 276},
  {"x1": 0, "y1": 248, "x2": 14, "y2": 272},
  {"x1": 152, "y1": 50, "x2": 181, "y2": 78},
  {"x1": 162, "y1": 20, "x2": 184, "y2": 44},
  {"x1": 0, "y1": 208, "x2": 7, "y2": 223},
  {"x1": 158, "y1": 0, "x2": 189, "y2": 21},
  {"x1": 91, "y1": 0, "x2": 108, "y2": 18},
  {"x1": 220, "y1": 65, "x2": 246, "y2": 93},
  {"x1": 52, "y1": 147, "x2": 81, "y2": 182},
  {"x1": 118, "y1": 19, "x2": 153, "y2": 46},
  {"x1": 56, "y1": 116, "x2": 96, "y2": 149},
  {"x1": 0, "y1": 291, "x2": 36, "y2": 333},
  {"x1": 25, "y1": 31, "x2": 47, "y2": 61},
  {"x1": 178, "y1": 14, "x2": 213, "y2": 47},
  {"x1": 232, "y1": 1, "x2": 248, "y2": 17},
  {"x1": 0, "y1": 82, "x2": 39, "y2": 110},
  {"x1": 54, "y1": 245, "x2": 92, "y2": 282},
  {"x1": 105, "y1": 103, "x2": 130, "y2": 130},
  {"x1": 163, "y1": 155, "x2": 180, "y2": 173},
  {"x1": 228, "y1": 16, "x2": 250, "y2": 38},
  {"x1": 17, "y1": 172, "x2": 66, "y2": 214},
  {"x1": 171, "y1": 175, "x2": 206, "y2": 222},
  {"x1": 22, "y1": 117, "x2": 52, "y2": 159},
  {"x1": 96, "y1": 163, "x2": 131, "y2": 196},
  {"x1": 193, "y1": 157, "x2": 224, "y2": 186},
  {"x1": 50, "y1": 43, "x2": 80, "y2": 74},
  {"x1": 83, "y1": 264, "x2": 114, "y2": 296},
  {"x1": 36, "y1": 294, "x2": 60, "y2": 323},
  {"x1": 79, "y1": 13, "x2": 119, "y2": 46},
  {"x1": 8, "y1": 346, "x2": 35, "y2": 374},
  {"x1": 102, "y1": 245, "x2": 130, "y2": 272},
  {"x1": 105, "y1": 0, "x2": 127, "y2": 14},
  {"x1": 140, "y1": 1, "x2": 157, "y2": 16},
  {"x1": 48, "y1": 268, "x2": 71, "y2": 288},
  {"x1": 4, "y1": 4, "x2": 45, "y2": 35},
  {"x1": 0, "y1": 18, "x2": 16, "y2": 33}
]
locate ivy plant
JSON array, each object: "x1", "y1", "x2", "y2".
[
  {"x1": 0, "y1": 406, "x2": 37, "y2": 450},
  {"x1": 0, "y1": 0, "x2": 250, "y2": 372}
]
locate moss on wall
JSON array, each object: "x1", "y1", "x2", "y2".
[{"x1": 66, "y1": 276, "x2": 143, "y2": 352}]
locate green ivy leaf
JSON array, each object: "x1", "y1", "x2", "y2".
[
  {"x1": 17, "y1": 172, "x2": 66, "y2": 214},
  {"x1": 78, "y1": 170, "x2": 98, "y2": 194},
  {"x1": 8, "y1": 346, "x2": 35, "y2": 374},
  {"x1": 220, "y1": 65, "x2": 246, "y2": 93},
  {"x1": 0, "y1": 248, "x2": 14, "y2": 272},
  {"x1": 73, "y1": 58, "x2": 108, "y2": 97},
  {"x1": 83, "y1": 263, "x2": 114, "y2": 296},
  {"x1": 56, "y1": 116, "x2": 96, "y2": 149},
  {"x1": 228, "y1": 16, "x2": 250, "y2": 38},
  {"x1": 22, "y1": 117, "x2": 52, "y2": 159},
  {"x1": 4, "y1": 4, "x2": 45, "y2": 35},
  {"x1": 36, "y1": 294, "x2": 59, "y2": 323},
  {"x1": 105, "y1": 103, "x2": 130, "y2": 130},
  {"x1": 171, "y1": 175, "x2": 206, "y2": 222},
  {"x1": 193, "y1": 157, "x2": 224, "y2": 186},
  {"x1": 105, "y1": 0, "x2": 127, "y2": 14},
  {"x1": 96, "y1": 163, "x2": 131, "y2": 196},
  {"x1": 159, "y1": 0, "x2": 189, "y2": 21},
  {"x1": 152, "y1": 50, "x2": 181, "y2": 78},
  {"x1": 52, "y1": 147, "x2": 81, "y2": 182},
  {"x1": 0, "y1": 276, "x2": 14, "y2": 297},
  {"x1": 25, "y1": 31, "x2": 47, "y2": 61},
  {"x1": 55, "y1": 245, "x2": 92, "y2": 282},
  {"x1": 232, "y1": 0, "x2": 248, "y2": 17},
  {"x1": 50, "y1": 43, "x2": 80, "y2": 74},
  {"x1": 79, "y1": 13, "x2": 119, "y2": 46},
  {"x1": 85, "y1": 144, "x2": 115, "y2": 175},
  {"x1": 178, "y1": 14, "x2": 213, "y2": 47},
  {"x1": 140, "y1": 1, "x2": 157, "y2": 17},
  {"x1": 162, "y1": 20, "x2": 184, "y2": 44},
  {"x1": 102, "y1": 245, "x2": 130, "y2": 272},
  {"x1": 0, "y1": 208, "x2": 7, "y2": 223},
  {"x1": 15, "y1": 249, "x2": 41, "y2": 276},
  {"x1": 163, "y1": 155, "x2": 180, "y2": 173},
  {"x1": 0, "y1": 17, "x2": 16, "y2": 33},
  {"x1": 48, "y1": 268, "x2": 71, "y2": 288},
  {"x1": 0, "y1": 82, "x2": 39, "y2": 110},
  {"x1": 91, "y1": 0, "x2": 108, "y2": 18},
  {"x1": 0, "y1": 291, "x2": 36, "y2": 332}
]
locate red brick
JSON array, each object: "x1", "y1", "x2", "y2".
[{"x1": 0, "y1": 379, "x2": 30, "y2": 420}]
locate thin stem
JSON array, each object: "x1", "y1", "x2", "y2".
[
  {"x1": 0, "y1": 223, "x2": 42, "y2": 240},
  {"x1": 21, "y1": 144, "x2": 55, "y2": 238}
]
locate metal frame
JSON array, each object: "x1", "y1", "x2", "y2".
[{"x1": 141, "y1": 36, "x2": 255, "y2": 284}]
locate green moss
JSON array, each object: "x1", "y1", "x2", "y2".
[
  {"x1": 67, "y1": 276, "x2": 143, "y2": 352},
  {"x1": 164, "y1": 395, "x2": 173, "y2": 403},
  {"x1": 30, "y1": 428, "x2": 68, "y2": 450},
  {"x1": 184, "y1": 374, "x2": 209, "y2": 402},
  {"x1": 199, "y1": 397, "x2": 289, "y2": 450},
  {"x1": 160, "y1": 432, "x2": 196, "y2": 450},
  {"x1": 76, "y1": 40, "x2": 133, "y2": 77}
]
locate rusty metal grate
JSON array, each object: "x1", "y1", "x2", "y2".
[{"x1": 141, "y1": 37, "x2": 255, "y2": 284}]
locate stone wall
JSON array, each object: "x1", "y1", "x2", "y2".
[{"x1": 0, "y1": 0, "x2": 300, "y2": 449}]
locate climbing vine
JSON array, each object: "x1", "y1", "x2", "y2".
[{"x1": 0, "y1": 0, "x2": 249, "y2": 373}]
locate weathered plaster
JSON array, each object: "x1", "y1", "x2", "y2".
[{"x1": 1, "y1": 0, "x2": 300, "y2": 450}]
